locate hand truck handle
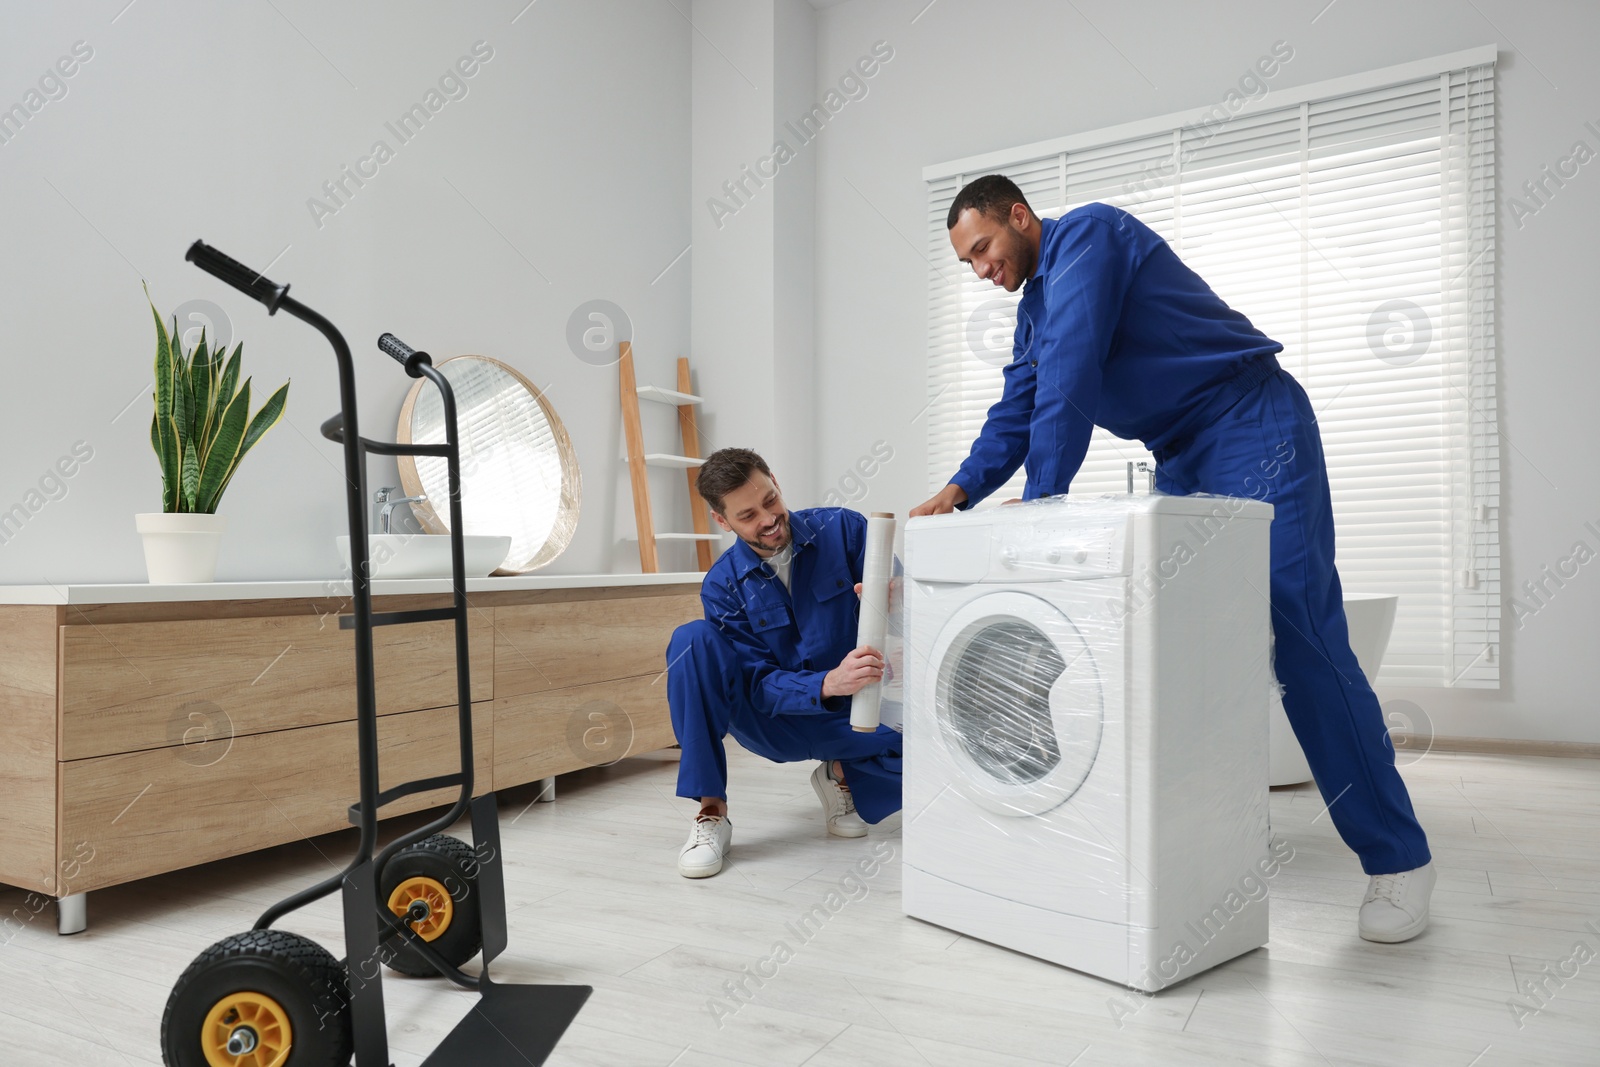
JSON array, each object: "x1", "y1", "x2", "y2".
[
  {"x1": 377, "y1": 333, "x2": 434, "y2": 378},
  {"x1": 184, "y1": 240, "x2": 291, "y2": 313}
]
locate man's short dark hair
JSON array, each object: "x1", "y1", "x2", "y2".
[
  {"x1": 947, "y1": 174, "x2": 1032, "y2": 229},
  {"x1": 696, "y1": 447, "x2": 773, "y2": 513}
]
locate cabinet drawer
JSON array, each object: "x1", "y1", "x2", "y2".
[
  {"x1": 58, "y1": 701, "x2": 493, "y2": 894},
  {"x1": 493, "y1": 674, "x2": 676, "y2": 789},
  {"x1": 59, "y1": 605, "x2": 493, "y2": 760},
  {"x1": 494, "y1": 594, "x2": 701, "y2": 697}
]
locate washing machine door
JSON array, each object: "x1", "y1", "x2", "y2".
[{"x1": 929, "y1": 590, "x2": 1105, "y2": 818}]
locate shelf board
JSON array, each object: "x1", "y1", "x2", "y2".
[
  {"x1": 623, "y1": 531, "x2": 724, "y2": 543},
  {"x1": 637, "y1": 385, "x2": 703, "y2": 406},
  {"x1": 624, "y1": 454, "x2": 704, "y2": 469}
]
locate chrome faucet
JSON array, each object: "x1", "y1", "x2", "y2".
[
  {"x1": 373, "y1": 486, "x2": 427, "y2": 535},
  {"x1": 1126, "y1": 461, "x2": 1157, "y2": 494}
]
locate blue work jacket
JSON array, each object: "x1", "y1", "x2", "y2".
[
  {"x1": 951, "y1": 203, "x2": 1283, "y2": 506},
  {"x1": 700, "y1": 507, "x2": 866, "y2": 718}
]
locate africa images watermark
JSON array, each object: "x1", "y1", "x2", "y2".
[
  {"x1": 565, "y1": 298, "x2": 633, "y2": 368},
  {"x1": 306, "y1": 41, "x2": 496, "y2": 230},
  {"x1": 0, "y1": 440, "x2": 96, "y2": 548},
  {"x1": 167, "y1": 699, "x2": 235, "y2": 769},
  {"x1": 312, "y1": 522, "x2": 432, "y2": 630},
  {"x1": 1, "y1": 841, "x2": 96, "y2": 946},
  {"x1": 1106, "y1": 439, "x2": 1294, "y2": 623},
  {"x1": 1504, "y1": 120, "x2": 1600, "y2": 230},
  {"x1": 1107, "y1": 835, "x2": 1296, "y2": 1027},
  {"x1": 0, "y1": 40, "x2": 94, "y2": 149},
  {"x1": 1507, "y1": 919, "x2": 1600, "y2": 1031},
  {"x1": 1380, "y1": 698, "x2": 1436, "y2": 767},
  {"x1": 705, "y1": 40, "x2": 895, "y2": 230},
  {"x1": 1367, "y1": 299, "x2": 1431, "y2": 366},
  {"x1": 316, "y1": 838, "x2": 503, "y2": 1034},
  {"x1": 1122, "y1": 40, "x2": 1295, "y2": 208},
  {"x1": 819, "y1": 439, "x2": 895, "y2": 509},
  {"x1": 706, "y1": 840, "x2": 896, "y2": 1029},
  {"x1": 1506, "y1": 518, "x2": 1600, "y2": 630},
  {"x1": 565, "y1": 699, "x2": 635, "y2": 768}
]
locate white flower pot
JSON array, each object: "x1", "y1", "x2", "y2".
[{"x1": 136, "y1": 512, "x2": 227, "y2": 583}]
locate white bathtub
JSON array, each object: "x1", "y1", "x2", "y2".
[{"x1": 1269, "y1": 593, "x2": 1399, "y2": 787}]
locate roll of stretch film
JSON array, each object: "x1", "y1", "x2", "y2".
[{"x1": 851, "y1": 512, "x2": 896, "y2": 733}]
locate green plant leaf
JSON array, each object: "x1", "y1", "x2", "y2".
[
  {"x1": 193, "y1": 329, "x2": 215, "y2": 449},
  {"x1": 204, "y1": 341, "x2": 238, "y2": 463},
  {"x1": 195, "y1": 380, "x2": 249, "y2": 514},
  {"x1": 204, "y1": 336, "x2": 223, "y2": 449},
  {"x1": 237, "y1": 380, "x2": 288, "y2": 459},
  {"x1": 147, "y1": 291, "x2": 182, "y2": 512},
  {"x1": 151, "y1": 411, "x2": 177, "y2": 512},
  {"x1": 171, "y1": 322, "x2": 193, "y2": 464},
  {"x1": 147, "y1": 288, "x2": 173, "y2": 426},
  {"x1": 185, "y1": 324, "x2": 200, "y2": 443},
  {"x1": 217, "y1": 343, "x2": 241, "y2": 410},
  {"x1": 180, "y1": 425, "x2": 200, "y2": 511},
  {"x1": 164, "y1": 414, "x2": 183, "y2": 512},
  {"x1": 210, "y1": 379, "x2": 289, "y2": 509}
]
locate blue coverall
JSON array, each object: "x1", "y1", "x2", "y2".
[
  {"x1": 666, "y1": 507, "x2": 903, "y2": 824},
  {"x1": 949, "y1": 203, "x2": 1430, "y2": 876}
]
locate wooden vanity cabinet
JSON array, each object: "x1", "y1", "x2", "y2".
[{"x1": 0, "y1": 581, "x2": 700, "y2": 920}]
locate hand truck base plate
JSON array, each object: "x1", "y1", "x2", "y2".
[{"x1": 420, "y1": 978, "x2": 592, "y2": 1066}]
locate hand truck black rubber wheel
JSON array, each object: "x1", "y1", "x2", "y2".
[
  {"x1": 160, "y1": 928, "x2": 352, "y2": 1067},
  {"x1": 380, "y1": 833, "x2": 483, "y2": 977}
]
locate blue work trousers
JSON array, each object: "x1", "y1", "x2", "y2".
[
  {"x1": 666, "y1": 620, "x2": 903, "y2": 824},
  {"x1": 1155, "y1": 364, "x2": 1431, "y2": 876}
]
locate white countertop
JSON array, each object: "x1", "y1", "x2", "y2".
[{"x1": 0, "y1": 571, "x2": 706, "y2": 605}]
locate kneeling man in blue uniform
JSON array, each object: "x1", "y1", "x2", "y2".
[
  {"x1": 666, "y1": 448, "x2": 902, "y2": 879},
  {"x1": 916, "y1": 176, "x2": 1435, "y2": 943}
]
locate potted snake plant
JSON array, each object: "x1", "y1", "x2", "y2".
[{"x1": 138, "y1": 292, "x2": 289, "y2": 582}]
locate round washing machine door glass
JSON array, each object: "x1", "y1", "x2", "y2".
[{"x1": 929, "y1": 590, "x2": 1104, "y2": 817}]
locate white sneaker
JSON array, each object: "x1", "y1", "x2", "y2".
[
  {"x1": 1358, "y1": 861, "x2": 1436, "y2": 943},
  {"x1": 678, "y1": 814, "x2": 731, "y2": 878},
  {"x1": 811, "y1": 763, "x2": 867, "y2": 838}
]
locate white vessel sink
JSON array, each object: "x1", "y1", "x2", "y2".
[{"x1": 337, "y1": 534, "x2": 512, "y2": 580}]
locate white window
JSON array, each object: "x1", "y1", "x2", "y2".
[{"x1": 924, "y1": 47, "x2": 1498, "y2": 689}]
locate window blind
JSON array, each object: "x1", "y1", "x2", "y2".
[{"x1": 924, "y1": 49, "x2": 1498, "y2": 688}]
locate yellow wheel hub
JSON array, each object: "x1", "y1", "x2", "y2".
[
  {"x1": 387, "y1": 876, "x2": 453, "y2": 941},
  {"x1": 202, "y1": 991, "x2": 291, "y2": 1067}
]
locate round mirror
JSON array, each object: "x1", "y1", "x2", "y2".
[{"x1": 396, "y1": 355, "x2": 581, "y2": 573}]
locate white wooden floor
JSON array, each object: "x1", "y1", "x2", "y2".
[{"x1": 2, "y1": 745, "x2": 1597, "y2": 1066}]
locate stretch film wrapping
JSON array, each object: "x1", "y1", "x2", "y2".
[
  {"x1": 850, "y1": 512, "x2": 897, "y2": 733},
  {"x1": 900, "y1": 493, "x2": 1279, "y2": 992},
  {"x1": 878, "y1": 553, "x2": 906, "y2": 733}
]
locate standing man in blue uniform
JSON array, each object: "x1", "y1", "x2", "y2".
[
  {"x1": 914, "y1": 175, "x2": 1434, "y2": 943},
  {"x1": 666, "y1": 448, "x2": 902, "y2": 878}
]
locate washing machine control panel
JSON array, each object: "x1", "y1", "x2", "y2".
[
  {"x1": 995, "y1": 519, "x2": 1128, "y2": 580},
  {"x1": 905, "y1": 510, "x2": 1135, "y2": 583}
]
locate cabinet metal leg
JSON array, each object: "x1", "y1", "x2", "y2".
[
  {"x1": 57, "y1": 893, "x2": 87, "y2": 935},
  {"x1": 534, "y1": 777, "x2": 556, "y2": 803}
]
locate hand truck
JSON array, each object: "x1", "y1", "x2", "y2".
[{"x1": 160, "y1": 241, "x2": 590, "y2": 1067}]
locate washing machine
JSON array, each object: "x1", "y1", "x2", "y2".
[{"x1": 902, "y1": 494, "x2": 1274, "y2": 991}]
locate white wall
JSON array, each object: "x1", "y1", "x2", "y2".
[
  {"x1": 689, "y1": 0, "x2": 819, "y2": 504},
  {"x1": 690, "y1": 0, "x2": 779, "y2": 498},
  {"x1": 809, "y1": 0, "x2": 1600, "y2": 743},
  {"x1": 773, "y1": 0, "x2": 820, "y2": 503},
  {"x1": 0, "y1": 0, "x2": 691, "y2": 582}
]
